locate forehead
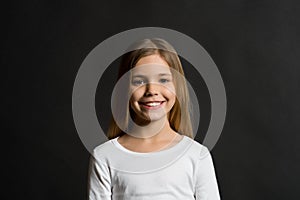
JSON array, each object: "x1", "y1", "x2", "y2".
[
  {"x1": 135, "y1": 54, "x2": 169, "y2": 66},
  {"x1": 131, "y1": 64, "x2": 172, "y2": 77},
  {"x1": 132, "y1": 54, "x2": 172, "y2": 77}
]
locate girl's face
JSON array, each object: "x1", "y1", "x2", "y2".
[{"x1": 129, "y1": 54, "x2": 176, "y2": 122}]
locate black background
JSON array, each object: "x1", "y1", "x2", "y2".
[{"x1": 4, "y1": 0, "x2": 300, "y2": 199}]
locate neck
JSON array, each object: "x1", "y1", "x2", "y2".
[{"x1": 126, "y1": 117, "x2": 176, "y2": 142}]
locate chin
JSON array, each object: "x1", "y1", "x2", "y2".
[{"x1": 147, "y1": 110, "x2": 169, "y2": 122}]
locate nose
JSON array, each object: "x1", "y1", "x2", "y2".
[{"x1": 144, "y1": 83, "x2": 159, "y2": 96}]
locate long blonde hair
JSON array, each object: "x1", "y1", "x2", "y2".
[{"x1": 107, "y1": 38, "x2": 193, "y2": 139}]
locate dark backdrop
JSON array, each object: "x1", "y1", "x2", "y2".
[{"x1": 4, "y1": 0, "x2": 300, "y2": 199}]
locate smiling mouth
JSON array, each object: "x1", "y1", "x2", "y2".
[{"x1": 138, "y1": 101, "x2": 166, "y2": 109}]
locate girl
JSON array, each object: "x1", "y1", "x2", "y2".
[{"x1": 88, "y1": 38, "x2": 221, "y2": 199}]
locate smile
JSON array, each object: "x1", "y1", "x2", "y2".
[{"x1": 139, "y1": 101, "x2": 166, "y2": 109}]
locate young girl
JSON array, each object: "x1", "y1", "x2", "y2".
[{"x1": 88, "y1": 38, "x2": 221, "y2": 199}]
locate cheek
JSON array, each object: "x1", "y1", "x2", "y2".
[
  {"x1": 163, "y1": 90, "x2": 176, "y2": 105},
  {"x1": 163, "y1": 85, "x2": 176, "y2": 99},
  {"x1": 130, "y1": 87, "x2": 144, "y2": 102},
  {"x1": 165, "y1": 82, "x2": 176, "y2": 94}
]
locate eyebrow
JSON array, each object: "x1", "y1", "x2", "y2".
[{"x1": 132, "y1": 73, "x2": 172, "y2": 78}]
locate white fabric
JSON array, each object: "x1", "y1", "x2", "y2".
[{"x1": 88, "y1": 135, "x2": 221, "y2": 200}]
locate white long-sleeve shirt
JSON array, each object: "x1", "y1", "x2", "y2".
[{"x1": 88, "y1": 135, "x2": 221, "y2": 200}]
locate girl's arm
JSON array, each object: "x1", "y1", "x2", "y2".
[
  {"x1": 88, "y1": 155, "x2": 112, "y2": 200},
  {"x1": 194, "y1": 147, "x2": 221, "y2": 200}
]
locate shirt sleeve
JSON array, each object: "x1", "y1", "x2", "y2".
[
  {"x1": 88, "y1": 152, "x2": 112, "y2": 200},
  {"x1": 194, "y1": 146, "x2": 221, "y2": 200}
]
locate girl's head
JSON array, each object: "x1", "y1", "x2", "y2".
[{"x1": 107, "y1": 38, "x2": 193, "y2": 139}]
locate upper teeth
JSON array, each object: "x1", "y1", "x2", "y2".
[{"x1": 145, "y1": 102, "x2": 161, "y2": 107}]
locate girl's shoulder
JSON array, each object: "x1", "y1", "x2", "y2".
[
  {"x1": 92, "y1": 139, "x2": 117, "y2": 160},
  {"x1": 91, "y1": 135, "x2": 210, "y2": 162},
  {"x1": 184, "y1": 136, "x2": 211, "y2": 160}
]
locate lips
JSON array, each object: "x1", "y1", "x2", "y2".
[{"x1": 138, "y1": 101, "x2": 166, "y2": 109}]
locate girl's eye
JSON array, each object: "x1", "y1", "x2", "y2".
[
  {"x1": 159, "y1": 79, "x2": 170, "y2": 83},
  {"x1": 132, "y1": 80, "x2": 146, "y2": 86}
]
